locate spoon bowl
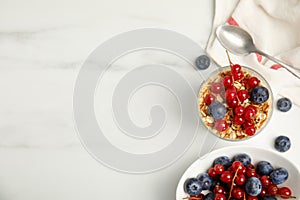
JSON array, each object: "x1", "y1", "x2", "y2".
[
  {"x1": 216, "y1": 25, "x2": 256, "y2": 56},
  {"x1": 216, "y1": 25, "x2": 300, "y2": 79}
]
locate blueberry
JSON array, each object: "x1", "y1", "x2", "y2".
[
  {"x1": 208, "y1": 102, "x2": 226, "y2": 120},
  {"x1": 250, "y1": 86, "x2": 269, "y2": 104},
  {"x1": 245, "y1": 177, "x2": 262, "y2": 196},
  {"x1": 270, "y1": 167, "x2": 288, "y2": 184},
  {"x1": 204, "y1": 192, "x2": 214, "y2": 200},
  {"x1": 277, "y1": 97, "x2": 292, "y2": 112},
  {"x1": 195, "y1": 55, "x2": 210, "y2": 70},
  {"x1": 184, "y1": 178, "x2": 202, "y2": 196},
  {"x1": 274, "y1": 136, "x2": 291, "y2": 152},
  {"x1": 197, "y1": 173, "x2": 213, "y2": 190},
  {"x1": 260, "y1": 196, "x2": 277, "y2": 200},
  {"x1": 256, "y1": 161, "x2": 274, "y2": 176},
  {"x1": 213, "y1": 156, "x2": 232, "y2": 168},
  {"x1": 234, "y1": 153, "x2": 251, "y2": 167}
]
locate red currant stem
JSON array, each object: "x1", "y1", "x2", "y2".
[
  {"x1": 276, "y1": 194, "x2": 297, "y2": 199},
  {"x1": 243, "y1": 192, "x2": 246, "y2": 200},
  {"x1": 229, "y1": 167, "x2": 240, "y2": 199},
  {"x1": 226, "y1": 50, "x2": 233, "y2": 66}
]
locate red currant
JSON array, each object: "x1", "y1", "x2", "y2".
[
  {"x1": 231, "y1": 64, "x2": 241, "y2": 73},
  {"x1": 259, "y1": 188, "x2": 267, "y2": 197},
  {"x1": 227, "y1": 98, "x2": 239, "y2": 108},
  {"x1": 245, "y1": 125, "x2": 256, "y2": 136},
  {"x1": 235, "y1": 174, "x2": 246, "y2": 185},
  {"x1": 233, "y1": 71, "x2": 244, "y2": 80},
  {"x1": 214, "y1": 120, "x2": 228, "y2": 132},
  {"x1": 246, "y1": 168, "x2": 258, "y2": 178},
  {"x1": 211, "y1": 82, "x2": 223, "y2": 94},
  {"x1": 208, "y1": 167, "x2": 218, "y2": 179},
  {"x1": 232, "y1": 187, "x2": 245, "y2": 199},
  {"x1": 247, "y1": 196, "x2": 258, "y2": 200},
  {"x1": 225, "y1": 89, "x2": 237, "y2": 102},
  {"x1": 205, "y1": 94, "x2": 215, "y2": 105},
  {"x1": 232, "y1": 161, "x2": 246, "y2": 174},
  {"x1": 233, "y1": 115, "x2": 245, "y2": 125},
  {"x1": 244, "y1": 107, "x2": 256, "y2": 121},
  {"x1": 248, "y1": 76, "x2": 260, "y2": 88},
  {"x1": 223, "y1": 75, "x2": 233, "y2": 88},
  {"x1": 214, "y1": 164, "x2": 225, "y2": 175},
  {"x1": 243, "y1": 120, "x2": 254, "y2": 128},
  {"x1": 247, "y1": 164, "x2": 255, "y2": 170},
  {"x1": 268, "y1": 184, "x2": 279, "y2": 195},
  {"x1": 279, "y1": 187, "x2": 292, "y2": 199},
  {"x1": 214, "y1": 185, "x2": 225, "y2": 194},
  {"x1": 234, "y1": 106, "x2": 245, "y2": 115},
  {"x1": 220, "y1": 171, "x2": 233, "y2": 183},
  {"x1": 237, "y1": 90, "x2": 249, "y2": 102},
  {"x1": 214, "y1": 193, "x2": 226, "y2": 200},
  {"x1": 260, "y1": 175, "x2": 271, "y2": 187},
  {"x1": 246, "y1": 105, "x2": 257, "y2": 114}
]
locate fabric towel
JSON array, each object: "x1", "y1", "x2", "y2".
[{"x1": 206, "y1": 0, "x2": 300, "y2": 106}]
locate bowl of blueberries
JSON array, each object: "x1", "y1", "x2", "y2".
[
  {"x1": 176, "y1": 146, "x2": 300, "y2": 200},
  {"x1": 197, "y1": 62, "x2": 273, "y2": 141}
]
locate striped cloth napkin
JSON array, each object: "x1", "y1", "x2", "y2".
[{"x1": 206, "y1": 0, "x2": 300, "y2": 106}]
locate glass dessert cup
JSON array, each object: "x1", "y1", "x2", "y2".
[{"x1": 198, "y1": 66, "x2": 273, "y2": 141}]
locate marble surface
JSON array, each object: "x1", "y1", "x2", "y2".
[{"x1": 0, "y1": 0, "x2": 299, "y2": 200}]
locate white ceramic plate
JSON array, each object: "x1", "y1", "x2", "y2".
[{"x1": 176, "y1": 146, "x2": 300, "y2": 200}]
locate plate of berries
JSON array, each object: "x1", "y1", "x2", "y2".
[
  {"x1": 176, "y1": 146, "x2": 300, "y2": 200},
  {"x1": 198, "y1": 52, "x2": 273, "y2": 141}
]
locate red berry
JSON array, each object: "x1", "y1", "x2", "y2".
[
  {"x1": 232, "y1": 161, "x2": 246, "y2": 174},
  {"x1": 247, "y1": 196, "x2": 258, "y2": 200},
  {"x1": 214, "y1": 193, "x2": 226, "y2": 200},
  {"x1": 243, "y1": 120, "x2": 254, "y2": 128},
  {"x1": 244, "y1": 106, "x2": 256, "y2": 121},
  {"x1": 260, "y1": 188, "x2": 267, "y2": 197},
  {"x1": 246, "y1": 105, "x2": 257, "y2": 114},
  {"x1": 214, "y1": 120, "x2": 228, "y2": 132},
  {"x1": 268, "y1": 184, "x2": 279, "y2": 195},
  {"x1": 214, "y1": 164, "x2": 225, "y2": 175},
  {"x1": 248, "y1": 77, "x2": 260, "y2": 88},
  {"x1": 211, "y1": 82, "x2": 224, "y2": 94},
  {"x1": 232, "y1": 187, "x2": 245, "y2": 199},
  {"x1": 246, "y1": 168, "x2": 258, "y2": 178},
  {"x1": 233, "y1": 115, "x2": 245, "y2": 125},
  {"x1": 234, "y1": 106, "x2": 245, "y2": 115},
  {"x1": 205, "y1": 94, "x2": 215, "y2": 105},
  {"x1": 245, "y1": 125, "x2": 256, "y2": 136},
  {"x1": 225, "y1": 89, "x2": 237, "y2": 101},
  {"x1": 260, "y1": 175, "x2": 271, "y2": 187},
  {"x1": 247, "y1": 164, "x2": 255, "y2": 170},
  {"x1": 235, "y1": 174, "x2": 246, "y2": 185},
  {"x1": 223, "y1": 75, "x2": 233, "y2": 88},
  {"x1": 233, "y1": 71, "x2": 244, "y2": 80},
  {"x1": 237, "y1": 90, "x2": 249, "y2": 102},
  {"x1": 214, "y1": 185, "x2": 225, "y2": 194},
  {"x1": 220, "y1": 171, "x2": 233, "y2": 183},
  {"x1": 231, "y1": 64, "x2": 241, "y2": 73},
  {"x1": 279, "y1": 187, "x2": 292, "y2": 199},
  {"x1": 227, "y1": 98, "x2": 239, "y2": 108},
  {"x1": 208, "y1": 167, "x2": 218, "y2": 179}
]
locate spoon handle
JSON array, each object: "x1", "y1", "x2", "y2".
[{"x1": 256, "y1": 50, "x2": 300, "y2": 79}]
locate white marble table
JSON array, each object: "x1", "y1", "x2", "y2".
[{"x1": 0, "y1": 0, "x2": 299, "y2": 199}]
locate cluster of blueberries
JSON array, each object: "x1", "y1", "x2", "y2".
[{"x1": 184, "y1": 153, "x2": 290, "y2": 200}]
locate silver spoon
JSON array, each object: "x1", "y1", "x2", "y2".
[{"x1": 216, "y1": 25, "x2": 300, "y2": 79}]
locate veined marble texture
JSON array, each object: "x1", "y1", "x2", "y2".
[{"x1": 1, "y1": 0, "x2": 299, "y2": 200}]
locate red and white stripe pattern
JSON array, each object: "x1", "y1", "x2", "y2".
[{"x1": 226, "y1": 16, "x2": 283, "y2": 70}]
